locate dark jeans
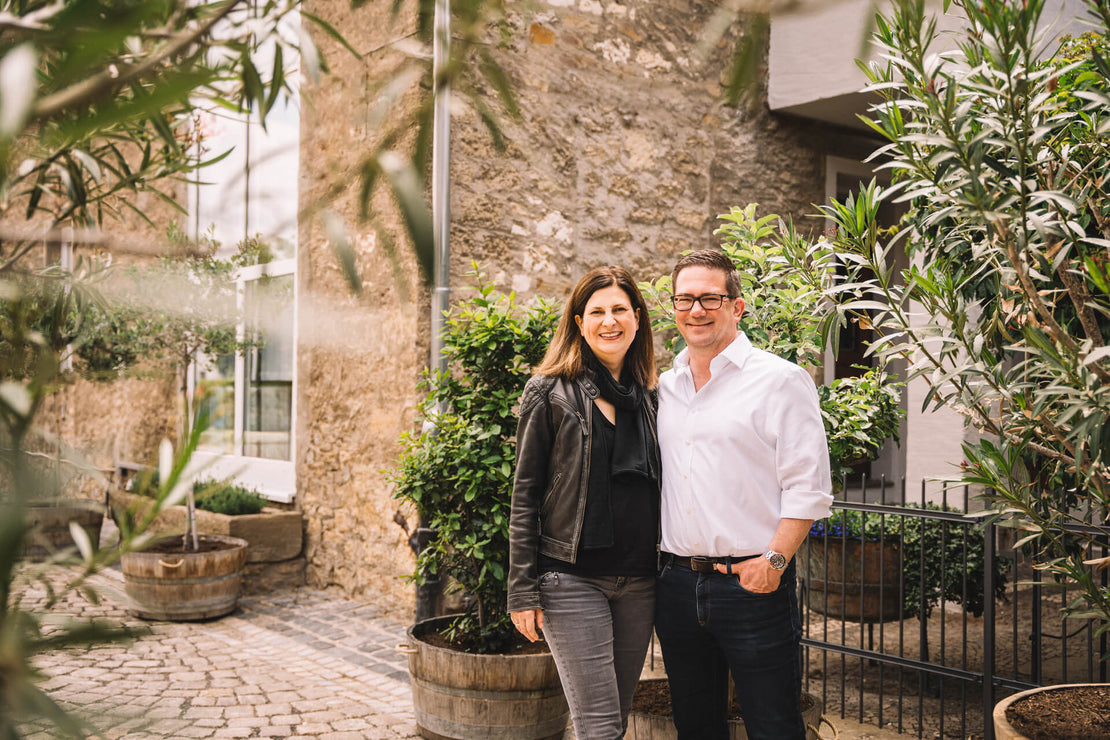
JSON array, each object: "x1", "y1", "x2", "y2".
[{"x1": 654, "y1": 557, "x2": 805, "y2": 740}]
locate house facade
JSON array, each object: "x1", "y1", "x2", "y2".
[
  {"x1": 48, "y1": 0, "x2": 1094, "y2": 621},
  {"x1": 292, "y1": 0, "x2": 860, "y2": 617}
]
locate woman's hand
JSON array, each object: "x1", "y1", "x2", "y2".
[{"x1": 511, "y1": 608, "x2": 545, "y2": 642}]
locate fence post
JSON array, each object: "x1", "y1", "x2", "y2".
[{"x1": 983, "y1": 518, "x2": 996, "y2": 740}]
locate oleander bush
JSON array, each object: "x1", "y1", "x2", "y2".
[{"x1": 819, "y1": 0, "x2": 1110, "y2": 632}]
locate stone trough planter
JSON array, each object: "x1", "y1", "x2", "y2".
[
  {"x1": 109, "y1": 489, "x2": 304, "y2": 593},
  {"x1": 24, "y1": 499, "x2": 106, "y2": 561}
]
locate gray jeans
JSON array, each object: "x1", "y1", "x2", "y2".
[{"x1": 538, "y1": 571, "x2": 655, "y2": 740}]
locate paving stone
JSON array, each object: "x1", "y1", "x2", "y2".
[
  {"x1": 295, "y1": 723, "x2": 334, "y2": 735},
  {"x1": 256, "y1": 703, "x2": 293, "y2": 717},
  {"x1": 18, "y1": 571, "x2": 428, "y2": 739}
]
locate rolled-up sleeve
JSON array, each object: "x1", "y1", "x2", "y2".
[{"x1": 774, "y1": 366, "x2": 834, "y2": 522}]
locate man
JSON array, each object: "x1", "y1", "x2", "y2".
[{"x1": 655, "y1": 249, "x2": 833, "y2": 740}]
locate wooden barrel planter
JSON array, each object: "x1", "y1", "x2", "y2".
[
  {"x1": 121, "y1": 534, "x2": 248, "y2": 621},
  {"x1": 24, "y1": 500, "x2": 106, "y2": 561},
  {"x1": 803, "y1": 535, "x2": 902, "y2": 622},
  {"x1": 404, "y1": 616, "x2": 569, "y2": 740},
  {"x1": 627, "y1": 678, "x2": 829, "y2": 740}
]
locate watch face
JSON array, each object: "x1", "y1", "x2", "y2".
[{"x1": 766, "y1": 551, "x2": 787, "y2": 570}]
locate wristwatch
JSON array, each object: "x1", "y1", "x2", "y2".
[{"x1": 764, "y1": 550, "x2": 788, "y2": 570}]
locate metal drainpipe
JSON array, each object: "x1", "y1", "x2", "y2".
[{"x1": 412, "y1": 0, "x2": 451, "y2": 625}]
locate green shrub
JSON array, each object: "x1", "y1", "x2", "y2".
[
  {"x1": 819, "y1": 369, "x2": 904, "y2": 482},
  {"x1": 194, "y1": 482, "x2": 266, "y2": 516},
  {"x1": 128, "y1": 468, "x2": 161, "y2": 498},
  {"x1": 129, "y1": 471, "x2": 265, "y2": 516},
  {"x1": 391, "y1": 267, "x2": 559, "y2": 654}
]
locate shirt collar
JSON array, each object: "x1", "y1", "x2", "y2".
[{"x1": 674, "y1": 332, "x2": 753, "y2": 373}]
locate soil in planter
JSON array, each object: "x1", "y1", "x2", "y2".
[
  {"x1": 417, "y1": 625, "x2": 552, "y2": 655},
  {"x1": 630, "y1": 679, "x2": 817, "y2": 720},
  {"x1": 1006, "y1": 685, "x2": 1110, "y2": 740},
  {"x1": 140, "y1": 535, "x2": 237, "y2": 554}
]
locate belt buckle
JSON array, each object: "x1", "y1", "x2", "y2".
[{"x1": 689, "y1": 556, "x2": 714, "y2": 573}]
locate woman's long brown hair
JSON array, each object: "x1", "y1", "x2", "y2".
[{"x1": 534, "y1": 266, "x2": 656, "y2": 389}]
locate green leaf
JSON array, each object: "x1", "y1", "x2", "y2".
[
  {"x1": 301, "y1": 12, "x2": 362, "y2": 60},
  {"x1": 378, "y1": 151, "x2": 434, "y2": 283}
]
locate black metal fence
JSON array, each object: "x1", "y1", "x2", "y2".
[{"x1": 799, "y1": 476, "x2": 1108, "y2": 740}]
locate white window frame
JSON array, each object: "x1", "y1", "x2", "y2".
[
  {"x1": 189, "y1": 257, "x2": 297, "y2": 503},
  {"x1": 182, "y1": 3, "x2": 300, "y2": 503}
]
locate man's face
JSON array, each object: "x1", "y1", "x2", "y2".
[{"x1": 673, "y1": 265, "x2": 745, "y2": 356}]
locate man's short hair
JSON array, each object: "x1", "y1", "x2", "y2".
[{"x1": 671, "y1": 249, "x2": 742, "y2": 297}]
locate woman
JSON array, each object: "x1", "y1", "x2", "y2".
[{"x1": 508, "y1": 266, "x2": 659, "y2": 740}]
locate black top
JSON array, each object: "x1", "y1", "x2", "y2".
[{"x1": 539, "y1": 403, "x2": 659, "y2": 577}]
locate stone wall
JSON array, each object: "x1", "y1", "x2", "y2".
[
  {"x1": 297, "y1": 0, "x2": 428, "y2": 619},
  {"x1": 449, "y1": 0, "x2": 829, "y2": 304},
  {"x1": 7, "y1": 187, "x2": 189, "y2": 500},
  {"x1": 295, "y1": 0, "x2": 840, "y2": 622}
]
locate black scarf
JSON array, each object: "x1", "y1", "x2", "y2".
[
  {"x1": 587, "y1": 351, "x2": 657, "y2": 482},
  {"x1": 579, "y1": 350, "x2": 659, "y2": 550}
]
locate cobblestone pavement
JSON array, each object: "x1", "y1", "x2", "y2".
[
  {"x1": 19, "y1": 566, "x2": 897, "y2": 740},
  {"x1": 20, "y1": 567, "x2": 420, "y2": 740}
]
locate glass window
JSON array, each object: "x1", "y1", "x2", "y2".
[
  {"x1": 185, "y1": 5, "x2": 299, "y2": 500},
  {"x1": 243, "y1": 274, "x2": 294, "y2": 460},
  {"x1": 197, "y1": 353, "x2": 235, "y2": 454}
]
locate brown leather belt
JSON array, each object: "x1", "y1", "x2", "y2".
[{"x1": 664, "y1": 553, "x2": 757, "y2": 573}]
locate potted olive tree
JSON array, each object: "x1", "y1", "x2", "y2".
[
  {"x1": 80, "y1": 232, "x2": 260, "y2": 621},
  {"x1": 391, "y1": 267, "x2": 568, "y2": 740},
  {"x1": 817, "y1": 0, "x2": 1110, "y2": 733}
]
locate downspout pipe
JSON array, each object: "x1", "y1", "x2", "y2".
[
  {"x1": 412, "y1": 0, "x2": 451, "y2": 625},
  {"x1": 430, "y1": 0, "x2": 451, "y2": 373}
]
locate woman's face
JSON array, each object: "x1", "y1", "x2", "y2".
[{"x1": 575, "y1": 283, "x2": 639, "y2": 377}]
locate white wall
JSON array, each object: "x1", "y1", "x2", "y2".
[{"x1": 769, "y1": 0, "x2": 1093, "y2": 129}]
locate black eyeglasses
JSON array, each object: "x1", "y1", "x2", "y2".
[{"x1": 670, "y1": 294, "x2": 734, "y2": 311}]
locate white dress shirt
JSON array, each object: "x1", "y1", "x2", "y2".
[{"x1": 658, "y1": 333, "x2": 833, "y2": 557}]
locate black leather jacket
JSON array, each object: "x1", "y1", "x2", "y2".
[{"x1": 507, "y1": 372, "x2": 659, "y2": 613}]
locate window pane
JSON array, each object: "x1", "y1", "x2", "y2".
[
  {"x1": 192, "y1": 109, "x2": 249, "y2": 245},
  {"x1": 242, "y1": 275, "x2": 293, "y2": 460},
  {"x1": 197, "y1": 353, "x2": 235, "y2": 453},
  {"x1": 246, "y1": 98, "x2": 299, "y2": 253}
]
